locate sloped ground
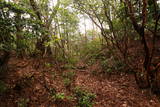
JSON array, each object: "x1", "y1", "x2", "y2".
[
  {"x1": 0, "y1": 57, "x2": 75, "y2": 107},
  {"x1": 0, "y1": 57, "x2": 160, "y2": 107},
  {"x1": 75, "y1": 62, "x2": 160, "y2": 107}
]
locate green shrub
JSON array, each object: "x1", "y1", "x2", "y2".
[
  {"x1": 51, "y1": 92, "x2": 73, "y2": 102},
  {"x1": 80, "y1": 39, "x2": 101, "y2": 64},
  {"x1": 101, "y1": 59, "x2": 109, "y2": 70},
  {"x1": 62, "y1": 71, "x2": 75, "y2": 88},
  {"x1": 113, "y1": 60, "x2": 126, "y2": 71},
  {"x1": 45, "y1": 62, "x2": 52, "y2": 68},
  {"x1": 100, "y1": 56, "x2": 127, "y2": 74},
  {"x1": 63, "y1": 78, "x2": 72, "y2": 87},
  {"x1": 87, "y1": 58, "x2": 96, "y2": 66},
  {"x1": 61, "y1": 64, "x2": 76, "y2": 70},
  {"x1": 74, "y1": 87, "x2": 96, "y2": 107},
  {"x1": 62, "y1": 71, "x2": 75, "y2": 80},
  {"x1": 100, "y1": 59, "x2": 113, "y2": 74},
  {"x1": 67, "y1": 56, "x2": 79, "y2": 65},
  {"x1": 53, "y1": 93, "x2": 65, "y2": 101}
]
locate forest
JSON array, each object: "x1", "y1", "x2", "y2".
[{"x1": 0, "y1": 0, "x2": 160, "y2": 106}]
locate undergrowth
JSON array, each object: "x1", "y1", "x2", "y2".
[
  {"x1": 62, "y1": 71, "x2": 75, "y2": 88},
  {"x1": 74, "y1": 87, "x2": 96, "y2": 107},
  {"x1": 80, "y1": 39, "x2": 101, "y2": 64},
  {"x1": 80, "y1": 39, "x2": 128, "y2": 74}
]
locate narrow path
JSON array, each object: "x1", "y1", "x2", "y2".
[
  {"x1": 75, "y1": 62, "x2": 160, "y2": 107},
  {"x1": 1, "y1": 57, "x2": 160, "y2": 107}
]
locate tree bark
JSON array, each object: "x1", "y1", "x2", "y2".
[{"x1": 124, "y1": 0, "x2": 151, "y2": 88}]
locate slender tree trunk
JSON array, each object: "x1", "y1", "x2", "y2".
[{"x1": 15, "y1": 13, "x2": 24, "y2": 57}]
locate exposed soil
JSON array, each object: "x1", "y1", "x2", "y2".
[{"x1": 0, "y1": 56, "x2": 160, "y2": 107}]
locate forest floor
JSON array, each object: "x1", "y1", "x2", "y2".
[{"x1": 0, "y1": 56, "x2": 160, "y2": 107}]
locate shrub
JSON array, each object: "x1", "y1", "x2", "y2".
[
  {"x1": 100, "y1": 56, "x2": 127, "y2": 74},
  {"x1": 62, "y1": 71, "x2": 75, "y2": 80},
  {"x1": 67, "y1": 56, "x2": 79, "y2": 65},
  {"x1": 51, "y1": 92, "x2": 74, "y2": 102},
  {"x1": 61, "y1": 64, "x2": 76, "y2": 70},
  {"x1": 63, "y1": 78, "x2": 72, "y2": 87},
  {"x1": 100, "y1": 59, "x2": 113, "y2": 74},
  {"x1": 45, "y1": 62, "x2": 52, "y2": 68},
  {"x1": 74, "y1": 87, "x2": 96, "y2": 107},
  {"x1": 62, "y1": 71, "x2": 75, "y2": 88},
  {"x1": 113, "y1": 59, "x2": 126, "y2": 71},
  {"x1": 80, "y1": 39, "x2": 101, "y2": 64},
  {"x1": 53, "y1": 93, "x2": 65, "y2": 101}
]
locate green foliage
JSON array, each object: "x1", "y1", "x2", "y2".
[
  {"x1": 45, "y1": 62, "x2": 52, "y2": 68},
  {"x1": 100, "y1": 55, "x2": 127, "y2": 74},
  {"x1": 62, "y1": 71, "x2": 75, "y2": 80},
  {"x1": 49, "y1": 87, "x2": 74, "y2": 102},
  {"x1": 51, "y1": 92, "x2": 74, "y2": 102},
  {"x1": 55, "y1": 53, "x2": 79, "y2": 66},
  {"x1": 63, "y1": 78, "x2": 72, "y2": 87},
  {"x1": 101, "y1": 59, "x2": 113, "y2": 74},
  {"x1": 61, "y1": 64, "x2": 76, "y2": 70},
  {"x1": 0, "y1": 80, "x2": 7, "y2": 94},
  {"x1": 113, "y1": 59, "x2": 126, "y2": 71},
  {"x1": 74, "y1": 87, "x2": 96, "y2": 107},
  {"x1": 62, "y1": 71, "x2": 75, "y2": 88},
  {"x1": 17, "y1": 98, "x2": 29, "y2": 107},
  {"x1": 53, "y1": 93, "x2": 65, "y2": 101},
  {"x1": 57, "y1": 54, "x2": 78, "y2": 67},
  {"x1": 80, "y1": 39, "x2": 101, "y2": 65},
  {"x1": 67, "y1": 56, "x2": 79, "y2": 65},
  {"x1": 0, "y1": 1, "x2": 43, "y2": 55},
  {"x1": 44, "y1": 35, "x2": 61, "y2": 47}
]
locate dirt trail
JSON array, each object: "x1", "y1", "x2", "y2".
[
  {"x1": 0, "y1": 57, "x2": 160, "y2": 107},
  {"x1": 74, "y1": 62, "x2": 160, "y2": 107}
]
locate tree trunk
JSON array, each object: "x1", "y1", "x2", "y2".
[
  {"x1": 124, "y1": 0, "x2": 151, "y2": 88},
  {"x1": 15, "y1": 13, "x2": 24, "y2": 57}
]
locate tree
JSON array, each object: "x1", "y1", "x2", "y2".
[
  {"x1": 73, "y1": 0, "x2": 132, "y2": 65},
  {"x1": 29, "y1": 0, "x2": 60, "y2": 56},
  {"x1": 0, "y1": 0, "x2": 42, "y2": 68},
  {"x1": 124, "y1": 0, "x2": 160, "y2": 89},
  {"x1": 52, "y1": 0, "x2": 79, "y2": 60}
]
